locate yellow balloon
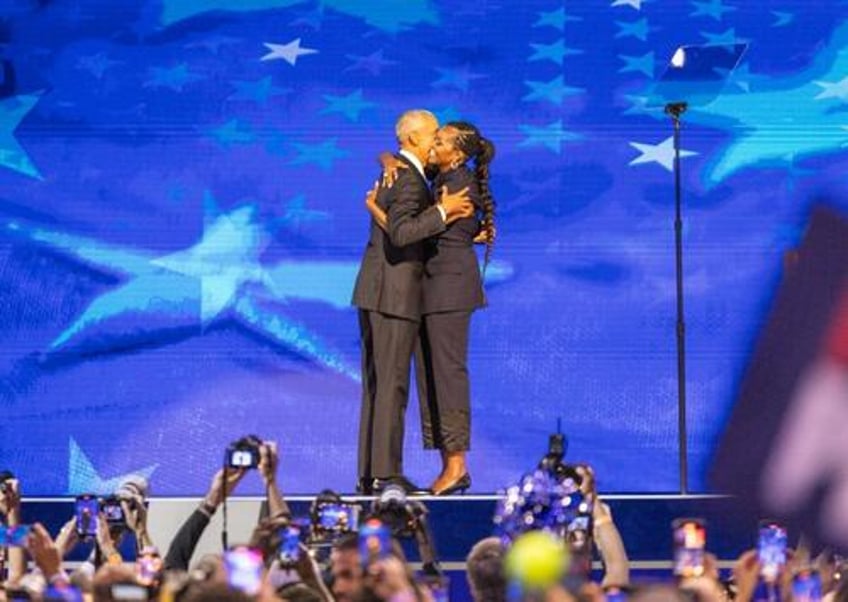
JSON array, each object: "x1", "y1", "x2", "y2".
[{"x1": 504, "y1": 531, "x2": 570, "y2": 589}]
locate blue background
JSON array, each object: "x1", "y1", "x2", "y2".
[{"x1": 2, "y1": 0, "x2": 848, "y2": 496}]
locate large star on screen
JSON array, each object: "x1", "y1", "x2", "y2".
[
  {"x1": 629, "y1": 136, "x2": 698, "y2": 171},
  {"x1": 665, "y1": 20, "x2": 848, "y2": 185},
  {"x1": 0, "y1": 93, "x2": 42, "y2": 179},
  {"x1": 260, "y1": 39, "x2": 319, "y2": 66},
  {"x1": 4, "y1": 197, "x2": 361, "y2": 380},
  {"x1": 68, "y1": 438, "x2": 158, "y2": 495}
]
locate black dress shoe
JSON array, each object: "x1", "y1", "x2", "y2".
[
  {"x1": 372, "y1": 475, "x2": 431, "y2": 496},
  {"x1": 432, "y1": 473, "x2": 471, "y2": 496},
  {"x1": 356, "y1": 477, "x2": 373, "y2": 495}
]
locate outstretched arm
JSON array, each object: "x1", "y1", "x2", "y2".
[
  {"x1": 386, "y1": 180, "x2": 473, "y2": 247},
  {"x1": 163, "y1": 468, "x2": 247, "y2": 570},
  {"x1": 386, "y1": 177, "x2": 445, "y2": 247},
  {"x1": 259, "y1": 441, "x2": 290, "y2": 519}
]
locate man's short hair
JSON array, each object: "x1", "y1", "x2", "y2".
[
  {"x1": 331, "y1": 531, "x2": 359, "y2": 553},
  {"x1": 466, "y1": 537, "x2": 507, "y2": 602},
  {"x1": 395, "y1": 109, "x2": 436, "y2": 144}
]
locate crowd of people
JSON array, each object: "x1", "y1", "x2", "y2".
[{"x1": 0, "y1": 437, "x2": 846, "y2": 602}]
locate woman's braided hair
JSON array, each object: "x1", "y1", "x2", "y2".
[{"x1": 448, "y1": 121, "x2": 496, "y2": 273}]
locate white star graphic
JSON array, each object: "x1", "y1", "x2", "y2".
[
  {"x1": 68, "y1": 438, "x2": 158, "y2": 495},
  {"x1": 814, "y1": 76, "x2": 848, "y2": 102},
  {"x1": 4, "y1": 199, "x2": 359, "y2": 379},
  {"x1": 629, "y1": 136, "x2": 698, "y2": 171},
  {"x1": 260, "y1": 38, "x2": 318, "y2": 66}
]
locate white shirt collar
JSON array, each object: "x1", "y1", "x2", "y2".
[{"x1": 399, "y1": 149, "x2": 426, "y2": 179}]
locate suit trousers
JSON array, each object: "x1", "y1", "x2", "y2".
[
  {"x1": 415, "y1": 311, "x2": 472, "y2": 452},
  {"x1": 357, "y1": 309, "x2": 419, "y2": 480}
]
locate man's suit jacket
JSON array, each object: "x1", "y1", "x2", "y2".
[
  {"x1": 420, "y1": 166, "x2": 486, "y2": 314},
  {"x1": 352, "y1": 153, "x2": 446, "y2": 321}
]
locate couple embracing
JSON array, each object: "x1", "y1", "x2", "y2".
[{"x1": 352, "y1": 109, "x2": 496, "y2": 496}]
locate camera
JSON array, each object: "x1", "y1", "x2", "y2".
[
  {"x1": 225, "y1": 435, "x2": 263, "y2": 469},
  {"x1": 309, "y1": 490, "x2": 360, "y2": 543},
  {"x1": 100, "y1": 496, "x2": 126, "y2": 526},
  {"x1": 370, "y1": 484, "x2": 425, "y2": 539},
  {"x1": 538, "y1": 429, "x2": 582, "y2": 487}
]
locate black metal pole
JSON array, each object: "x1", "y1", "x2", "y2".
[{"x1": 665, "y1": 101, "x2": 688, "y2": 495}]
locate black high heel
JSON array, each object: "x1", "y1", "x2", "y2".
[{"x1": 432, "y1": 473, "x2": 471, "y2": 496}]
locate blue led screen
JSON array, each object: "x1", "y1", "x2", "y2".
[{"x1": 2, "y1": 0, "x2": 848, "y2": 495}]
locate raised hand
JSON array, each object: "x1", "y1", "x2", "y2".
[
  {"x1": 96, "y1": 513, "x2": 120, "y2": 560},
  {"x1": 438, "y1": 186, "x2": 473, "y2": 224},
  {"x1": 733, "y1": 549, "x2": 763, "y2": 602},
  {"x1": 379, "y1": 153, "x2": 408, "y2": 188},
  {"x1": 366, "y1": 556, "x2": 415, "y2": 601},
  {"x1": 259, "y1": 441, "x2": 280, "y2": 486},
  {"x1": 121, "y1": 497, "x2": 154, "y2": 549},
  {"x1": 55, "y1": 517, "x2": 80, "y2": 559},
  {"x1": 203, "y1": 467, "x2": 248, "y2": 509},
  {"x1": 27, "y1": 523, "x2": 63, "y2": 580}
]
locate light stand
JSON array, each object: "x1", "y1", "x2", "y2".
[
  {"x1": 665, "y1": 101, "x2": 689, "y2": 494},
  {"x1": 649, "y1": 42, "x2": 747, "y2": 495}
]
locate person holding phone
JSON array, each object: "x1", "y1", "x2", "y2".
[{"x1": 367, "y1": 121, "x2": 496, "y2": 495}]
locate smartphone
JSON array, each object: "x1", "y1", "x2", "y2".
[
  {"x1": 757, "y1": 521, "x2": 787, "y2": 583},
  {"x1": 792, "y1": 570, "x2": 822, "y2": 602},
  {"x1": 136, "y1": 550, "x2": 163, "y2": 586},
  {"x1": 278, "y1": 523, "x2": 305, "y2": 567},
  {"x1": 100, "y1": 497, "x2": 125, "y2": 526},
  {"x1": 224, "y1": 546, "x2": 265, "y2": 596},
  {"x1": 672, "y1": 518, "x2": 706, "y2": 578},
  {"x1": 316, "y1": 502, "x2": 359, "y2": 534},
  {"x1": 604, "y1": 586, "x2": 628, "y2": 602},
  {"x1": 566, "y1": 513, "x2": 594, "y2": 554},
  {"x1": 358, "y1": 518, "x2": 392, "y2": 568},
  {"x1": 0, "y1": 525, "x2": 31, "y2": 547},
  {"x1": 75, "y1": 495, "x2": 99, "y2": 538},
  {"x1": 43, "y1": 585, "x2": 84, "y2": 602}
]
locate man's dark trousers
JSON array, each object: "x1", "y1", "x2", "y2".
[{"x1": 357, "y1": 309, "x2": 418, "y2": 479}]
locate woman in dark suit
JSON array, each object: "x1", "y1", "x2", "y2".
[{"x1": 367, "y1": 121, "x2": 496, "y2": 495}]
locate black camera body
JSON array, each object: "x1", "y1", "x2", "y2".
[
  {"x1": 308, "y1": 490, "x2": 360, "y2": 543},
  {"x1": 225, "y1": 435, "x2": 263, "y2": 469},
  {"x1": 539, "y1": 431, "x2": 582, "y2": 486},
  {"x1": 100, "y1": 495, "x2": 126, "y2": 526},
  {"x1": 370, "y1": 485, "x2": 425, "y2": 539}
]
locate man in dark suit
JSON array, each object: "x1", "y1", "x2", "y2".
[{"x1": 352, "y1": 110, "x2": 472, "y2": 494}]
